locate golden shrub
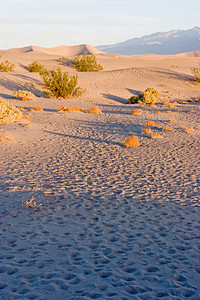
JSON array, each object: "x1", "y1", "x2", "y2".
[
  {"x1": 64, "y1": 107, "x2": 85, "y2": 113},
  {"x1": 150, "y1": 133, "x2": 163, "y2": 139},
  {"x1": 185, "y1": 127, "x2": 194, "y2": 134},
  {"x1": 13, "y1": 90, "x2": 35, "y2": 98},
  {"x1": 18, "y1": 106, "x2": 27, "y2": 109},
  {"x1": 29, "y1": 106, "x2": 43, "y2": 111},
  {"x1": 88, "y1": 106, "x2": 102, "y2": 114},
  {"x1": 0, "y1": 133, "x2": 15, "y2": 142},
  {"x1": 194, "y1": 98, "x2": 200, "y2": 103},
  {"x1": 142, "y1": 128, "x2": 151, "y2": 134},
  {"x1": 145, "y1": 121, "x2": 155, "y2": 127},
  {"x1": 163, "y1": 100, "x2": 170, "y2": 105},
  {"x1": 130, "y1": 109, "x2": 141, "y2": 115},
  {"x1": 57, "y1": 106, "x2": 67, "y2": 111},
  {"x1": 162, "y1": 126, "x2": 173, "y2": 131},
  {"x1": 21, "y1": 116, "x2": 32, "y2": 122},
  {"x1": 0, "y1": 100, "x2": 22, "y2": 124},
  {"x1": 124, "y1": 135, "x2": 140, "y2": 147}
]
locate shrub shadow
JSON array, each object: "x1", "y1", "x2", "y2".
[{"x1": 102, "y1": 93, "x2": 127, "y2": 104}]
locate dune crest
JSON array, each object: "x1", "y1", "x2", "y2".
[{"x1": 4, "y1": 44, "x2": 104, "y2": 57}]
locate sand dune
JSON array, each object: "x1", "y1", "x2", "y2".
[
  {"x1": 2, "y1": 44, "x2": 104, "y2": 57},
  {"x1": 0, "y1": 47, "x2": 200, "y2": 299}
]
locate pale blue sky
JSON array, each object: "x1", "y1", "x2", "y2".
[{"x1": 0, "y1": 0, "x2": 199, "y2": 49}]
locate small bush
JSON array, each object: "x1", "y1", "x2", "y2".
[
  {"x1": 150, "y1": 133, "x2": 163, "y2": 139},
  {"x1": 0, "y1": 133, "x2": 15, "y2": 142},
  {"x1": 13, "y1": 90, "x2": 35, "y2": 98},
  {"x1": 142, "y1": 128, "x2": 151, "y2": 134},
  {"x1": 128, "y1": 88, "x2": 160, "y2": 104},
  {"x1": 0, "y1": 100, "x2": 22, "y2": 124},
  {"x1": 130, "y1": 109, "x2": 141, "y2": 115},
  {"x1": 28, "y1": 61, "x2": 44, "y2": 73},
  {"x1": 64, "y1": 107, "x2": 85, "y2": 113},
  {"x1": 29, "y1": 106, "x2": 43, "y2": 111},
  {"x1": 191, "y1": 63, "x2": 200, "y2": 83},
  {"x1": 124, "y1": 135, "x2": 140, "y2": 147},
  {"x1": 162, "y1": 126, "x2": 173, "y2": 131},
  {"x1": 88, "y1": 106, "x2": 102, "y2": 113},
  {"x1": 74, "y1": 53, "x2": 103, "y2": 72},
  {"x1": 40, "y1": 67, "x2": 84, "y2": 98},
  {"x1": 0, "y1": 60, "x2": 15, "y2": 72},
  {"x1": 145, "y1": 121, "x2": 155, "y2": 127}
]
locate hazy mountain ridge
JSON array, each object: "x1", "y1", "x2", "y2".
[{"x1": 97, "y1": 27, "x2": 200, "y2": 55}]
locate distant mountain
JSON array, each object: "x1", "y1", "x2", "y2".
[{"x1": 97, "y1": 27, "x2": 200, "y2": 55}]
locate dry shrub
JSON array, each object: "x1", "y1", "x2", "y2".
[
  {"x1": 166, "y1": 91, "x2": 170, "y2": 94},
  {"x1": 21, "y1": 96, "x2": 35, "y2": 102},
  {"x1": 13, "y1": 90, "x2": 35, "y2": 98},
  {"x1": 18, "y1": 106, "x2": 27, "y2": 109},
  {"x1": 0, "y1": 100, "x2": 22, "y2": 124},
  {"x1": 170, "y1": 118, "x2": 176, "y2": 122},
  {"x1": 124, "y1": 135, "x2": 140, "y2": 147},
  {"x1": 162, "y1": 126, "x2": 173, "y2": 131},
  {"x1": 0, "y1": 133, "x2": 15, "y2": 142},
  {"x1": 88, "y1": 106, "x2": 102, "y2": 114},
  {"x1": 155, "y1": 125, "x2": 161, "y2": 128},
  {"x1": 194, "y1": 98, "x2": 200, "y2": 103},
  {"x1": 145, "y1": 121, "x2": 155, "y2": 127},
  {"x1": 187, "y1": 99, "x2": 193, "y2": 102},
  {"x1": 29, "y1": 106, "x2": 43, "y2": 111},
  {"x1": 130, "y1": 109, "x2": 141, "y2": 115},
  {"x1": 57, "y1": 106, "x2": 67, "y2": 111},
  {"x1": 150, "y1": 133, "x2": 163, "y2": 139},
  {"x1": 142, "y1": 128, "x2": 151, "y2": 134},
  {"x1": 21, "y1": 116, "x2": 32, "y2": 122},
  {"x1": 185, "y1": 127, "x2": 194, "y2": 134},
  {"x1": 64, "y1": 107, "x2": 85, "y2": 113},
  {"x1": 179, "y1": 100, "x2": 188, "y2": 104},
  {"x1": 163, "y1": 100, "x2": 170, "y2": 105},
  {"x1": 168, "y1": 102, "x2": 177, "y2": 108}
]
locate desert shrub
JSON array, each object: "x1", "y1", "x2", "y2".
[
  {"x1": 59, "y1": 57, "x2": 69, "y2": 60},
  {"x1": 145, "y1": 121, "x2": 155, "y2": 127},
  {"x1": 142, "y1": 128, "x2": 151, "y2": 134},
  {"x1": 29, "y1": 106, "x2": 43, "y2": 111},
  {"x1": 150, "y1": 133, "x2": 163, "y2": 139},
  {"x1": 64, "y1": 107, "x2": 85, "y2": 113},
  {"x1": 124, "y1": 135, "x2": 140, "y2": 147},
  {"x1": 28, "y1": 61, "x2": 44, "y2": 73},
  {"x1": 40, "y1": 67, "x2": 84, "y2": 98},
  {"x1": 191, "y1": 63, "x2": 200, "y2": 83},
  {"x1": 130, "y1": 109, "x2": 141, "y2": 115},
  {"x1": 0, "y1": 60, "x2": 15, "y2": 72},
  {"x1": 128, "y1": 88, "x2": 160, "y2": 104},
  {"x1": 0, "y1": 133, "x2": 15, "y2": 142},
  {"x1": 162, "y1": 126, "x2": 173, "y2": 131},
  {"x1": 88, "y1": 106, "x2": 102, "y2": 113},
  {"x1": 0, "y1": 100, "x2": 22, "y2": 124},
  {"x1": 13, "y1": 90, "x2": 35, "y2": 98},
  {"x1": 74, "y1": 53, "x2": 103, "y2": 72}
]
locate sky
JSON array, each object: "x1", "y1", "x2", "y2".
[{"x1": 0, "y1": 0, "x2": 199, "y2": 49}]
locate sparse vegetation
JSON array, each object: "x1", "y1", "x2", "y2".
[
  {"x1": 0, "y1": 132, "x2": 15, "y2": 142},
  {"x1": 191, "y1": 63, "x2": 200, "y2": 83},
  {"x1": 40, "y1": 67, "x2": 84, "y2": 98},
  {"x1": 13, "y1": 90, "x2": 35, "y2": 99},
  {"x1": 88, "y1": 106, "x2": 102, "y2": 113},
  {"x1": 162, "y1": 126, "x2": 173, "y2": 131},
  {"x1": 150, "y1": 133, "x2": 163, "y2": 139},
  {"x1": 128, "y1": 88, "x2": 160, "y2": 105},
  {"x1": 142, "y1": 128, "x2": 151, "y2": 134},
  {"x1": 59, "y1": 57, "x2": 69, "y2": 60},
  {"x1": 0, "y1": 60, "x2": 15, "y2": 72},
  {"x1": 64, "y1": 107, "x2": 85, "y2": 113},
  {"x1": 28, "y1": 61, "x2": 44, "y2": 73},
  {"x1": 74, "y1": 53, "x2": 103, "y2": 72},
  {"x1": 124, "y1": 135, "x2": 140, "y2": 147},
  {"x1": 29, "y1": 106, "x2": 43, "y2": 111},
  {"x1": 145, "y1": 121, "x2": 155, "y2": 127},
  {"x1": 130, "y1": 109, "x2": 141, "y2": 115},
  {"x1": 0, "y1": 100, "x2": 22, "y2": 124}
]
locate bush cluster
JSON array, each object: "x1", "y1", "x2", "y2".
[
  {"x1": 40, "y1": 67, "x2": 84, "y2": 98},
  {"x1": 0, "y1": 60, "x2": 15, "y2": 72},
  {"x1": 0, "y1": 100, "x2": 22, "y2": 124},
  {"x1": 74, "y1": 53, "x2": 103, "y2": 72},
  {"x1": 28, "y1": 61, "x2": 44, "y2": 73},
  {"x1": 128, "y1": 88, "x2": 160, "y2": 105},
  {"x1": 191, "y1": 63, "x2": 200, "y2": 83}
]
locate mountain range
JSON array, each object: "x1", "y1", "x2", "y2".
[{"x1": 97, "y1": 27, "x2": 200, "y2": 55}]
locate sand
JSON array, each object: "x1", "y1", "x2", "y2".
[{"x1": 0, "y1": 46, "x2": 200, "y2": 299}]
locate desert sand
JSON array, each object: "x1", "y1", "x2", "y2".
[{"x1": 0, "y1": 45, "x2": 200, "y2": 299}]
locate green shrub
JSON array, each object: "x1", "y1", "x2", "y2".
[
  {"x1": 128, "y1": 88, "x2": 160, "y2": 104},
  {"x1": 74, "y1": 53, "x2": 103, "y2": 72},
  {"x1": 28, "y1": 61, "x2": 44, "y2": 73},
  {"x1": 0, "y1": 60, "x2": 15, "y2": 72},
  {"x1": 0, "y1": 100, "x2": 22, "y2": 124},
  {"x1": 191, "y1": 63, "x2": 200, "y2": 83},
  {"x1": 59, "y1": 57, "x2": 69, "y2": 60},
  {"x1": 40, "y1": 67, "x2": 84, "y2": 98}
]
